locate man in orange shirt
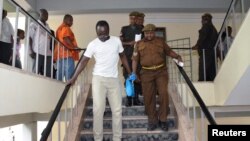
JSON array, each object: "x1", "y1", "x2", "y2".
[{"x1": 54, "y1": 14, "x2": 79, "y2": 81}]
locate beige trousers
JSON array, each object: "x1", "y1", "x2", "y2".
[{"x1": 92, "y1": 75, "x2": 122, "y2": 141}]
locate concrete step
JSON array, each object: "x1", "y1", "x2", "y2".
[
  {"x1": 80, "y1": 128, "x2": 179, "y2": 141},
  {"x1": 87, "y1": 96, "x2": 145, "y2": 106},
  {"x1": 83, "y1": 116, "x2": 176, "y2": 130},
  {"x1": 85, "y1": 105, "x2": 173, "y2": 117}
]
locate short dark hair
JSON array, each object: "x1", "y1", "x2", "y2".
[
  {"x1": 63, "y1": 14, "x2": 73, "y2": 21},
  {"x1": 17, "y1": 29, "x2": 24, "y2": 35},
  {"x1": 96, "y1": 20, "x2": 109, "y2": 31},
  {"x1": 202, "y1": 13, "x2": 212, "y2": 21}
]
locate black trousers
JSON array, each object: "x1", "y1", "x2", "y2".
[
  {"x1": 198, "y1": 50, "x2": 216, "y2": 81},
  {"x1": 0, "y1": 41, "x2": 12, "y2": 66},
  {"x1": 33, "y1": 54, "x2": 52, "y2": 77}
]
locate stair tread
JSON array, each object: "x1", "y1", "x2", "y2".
[
  {"x1": 84, "y1": 115, "x2": 175, "y2": 121},
  {"x1": 81, "y1": 128, "x2": 178, "y2": 135},
  {"x1": 86, "y1": 105, "x2": 173, "y2": 109}
]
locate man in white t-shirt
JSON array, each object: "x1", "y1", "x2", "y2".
[{"x1": 68, "y1": 20, "x2": 132, "y2": 141}]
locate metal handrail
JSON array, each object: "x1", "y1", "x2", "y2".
[
  {"x1": 9, "y1": 0, "x2": 85, "y2": 51},
  {"x1": 171, "y1": 48, "x2": 192, "y2": 50},
  {"x1": 174, "y1": 62, "x2": 217, "y2": 125},
  {"x1": 40, "y1": 52, "x2": 85, "y2": 141}
]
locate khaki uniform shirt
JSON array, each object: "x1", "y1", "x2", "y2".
[{"x1": 132, "y1": 37, "x2": 171, "y2": 68}]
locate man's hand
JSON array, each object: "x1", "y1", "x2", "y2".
[
  {"x1": 130, "y1": 41, "x2": 136, "y2": 46},
  {"x1": 128, "y1": 72, "x2": 137, "y2": 81},
  {"x1": 192, "y1": 45, "x2": 198, "y2": 50},
  {"x1": 29, "y1": 51, "x2": 36, "y2": 59},
  {"x1": 67, "y1": 78, "x2": 77, "y2": 86},
  {"x1": 176, "y1": 55, "x2": 183, "y2": 63}
]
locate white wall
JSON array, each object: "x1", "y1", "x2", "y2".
[
  {"x1": 214, "y1": 10, "x2": 250, "y2": 105},
  {"x1": 183, "y1": 10, "x2": 250, "y2": 106},
  {"x1": 0, "y1": 64, "x2": 65, "y2": 116},
  {"x1": 48, "y1": 12, "x2": 224, "y2": 81}
]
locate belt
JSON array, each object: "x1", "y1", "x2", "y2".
[{"x1": 142, "y1": 64, "x2": 164, "y2": 70}]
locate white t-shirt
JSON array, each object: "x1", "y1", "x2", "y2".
[
  {"x1": 0, "y1": 18, "x2": 14, "y2": 43},
  {"x1": 84, "y1": 36, "x2": 124, "y2": 78},
  {"x1": 29, "y1": 20, "x2": 52, "y2": 56}
]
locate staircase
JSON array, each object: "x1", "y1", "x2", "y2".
[{"x1": 80, "y1": 96, "x2": 179, "y2": 141}]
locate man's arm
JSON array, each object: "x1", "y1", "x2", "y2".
[
  {"x1": 29, "y1": 37, "x2": 35, "y2": 58},
  {"x1": 67, "y1": 56, "x2": 90, "y2": 85},
  {"x1": 63, "y1": 36, "x2": 78, "y2": 49},
  {"x1": 120, "y1": 27, "x2": 135, "y2": 47},
  {"x1": 193, "y1": 25, "x2": 208, "y2": 50},
  {"x1": 164, "y1": 42, "x2": 183, "y2": 62},
  {"x1": 119, "y1": 52, "x2": 131, "y2": 75},
  {"x1": 168, "y1": 50, "x2": 182, "y2": 62},
  {"x1": 120, "y1": 37, "x2": 135, "y2": 47}
]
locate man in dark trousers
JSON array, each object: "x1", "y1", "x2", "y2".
[
  {"x1": 120, "y1": 11, "x2": 143, "y2": 106},
  {"x1": 192, "y1": 13, "x2": 218, "y2": 81},
  {"x1": 0, "y1": 9, "x2": 14, "y2": 66},
  {"x1": 132, "y1": 24, "x2": 182, "y2": 131}
]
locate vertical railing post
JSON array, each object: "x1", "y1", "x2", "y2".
[
  {"x1": 0, "y1": 0, "x2": 3, "y2": 36},
  {"x1": 12, "y1": 7, "x2": 20, "y2": 67},
  {"x1": 66, "y1": 50, "x2": 69, "y2": 80},
  {"x1": 241, "y1": 0, "x2": 245, "y2": 21},
  {"x1": 51, "y1": 38, "x2": 55, "y2": 78},
  {"x1": 188, "y1": 39, "x2": 193, "y2": 81},
  {"x1": 44, "y1": 32, "x2": 48, "y2": 76},
  {"x1": 192, "y1": 97, "x2": 197, "y2": 141},
  {"x1": 58, "y1": 113, "x2": 61, "y2": 141},
  {"x1": 186, "y1": 84, "x2": 190, "y2": 117},
  {"x1": 201, "y1": 111, "x2": 205, "y2": 141},
  {"x1": 24, "y1": 17, "x2": 31, "y2": 71},
  {"x1": 202, "y1": 49, "x2": 206, "y2": 81},
  {"x1": 65, "y1": 94, "x2": 68, "y2": 141},
  {"x1": 35, "y1": 26, "x2": 40, "y2": 74},
  {"x1": 62, "y1": 47, "x2": 65, "y2": 80},
  {"x1": 70, "y1": 87, "x2": 74, "y2": 128},
  {"x1": 231, "y1": 6, "x2": 237, "y2": 35},
  {"x1": 56, "y1": 43, "x2": 60, "y2": 80}
]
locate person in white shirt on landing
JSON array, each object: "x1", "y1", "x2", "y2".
[
  {"x1": 29, "y1": 9, "x2": 52, "y2": 77},
  {"x1": 0, "y1": 9, "x2": 14, "y2": 66}
]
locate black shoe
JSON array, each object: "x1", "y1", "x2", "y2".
[
  {"x1": 125, "y1": 97, "x2": 132, "y2": 107},
  {"x1": 147, "y1": 123, "x2": 157, "y2": 131},
  {"x1": 133, "y1": 98, "x2": 143, "y2": 106},
  {"x1": 159, "y1": 121, "x2": 168, "y2": 131}
]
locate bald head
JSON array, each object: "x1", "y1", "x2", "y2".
[
  {"x1": 39, "y1": 9, "x2": 48, "y2": 23},
  {"x1": 2, "y1": 9, "x2": 7, "y2": 19},
  {"x1": 63, "y1": 14, "x2": 73, "y2": 27}
]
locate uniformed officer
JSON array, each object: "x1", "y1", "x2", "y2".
[
  {"x1": 120, "y1": 11, "x2": 143, "y2": 106},
  {"x1": 192, "y1": 13, "x2": 218, "y2": 81},
  {"x1": 132, "y1": 24, "x2": 182, "y2": 131}
]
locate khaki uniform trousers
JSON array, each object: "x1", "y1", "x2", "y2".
[{"x1": 140, "y1": 67, "x2": 169, "y2": 124}]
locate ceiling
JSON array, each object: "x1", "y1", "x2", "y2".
[{"x1": 5, "y1": 0, "x2": 233, "y2": 14}]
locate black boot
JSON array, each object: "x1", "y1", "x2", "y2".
[
  {"x1": 133, "y1": 88, "x2": 143, "y2": 106},
  {"x1": 159, "y1": 121, "x2": 169, "y2": 131},
  {"x1": 125, "y1": 96, "x2": 132, "y2": 107},
  {"x1": 133, "y1": 97, "x2": 143, "y2": 105},
  {"x1": 133, "y1": 82, "x2": 143, "y2": 106}
]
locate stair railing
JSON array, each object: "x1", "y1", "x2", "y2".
[
  {"x1": 214, "y1": 0, "x2": 248, "y2": 73},
  {"x1": 167, "y1": 37, "x2": 193, "y2": 81},
  {"x1": 1, "y1": 0, "x2": 84, "y2": 81},
  {"x1": 40, "y1": 54, "x2": 90, "y2": 141},
  {"x1": 168, "y1": 58, "x2": 216, "y2": 141},
  {"x1": 1, "y1": 1, "x2": 89, "y2": 140}
]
